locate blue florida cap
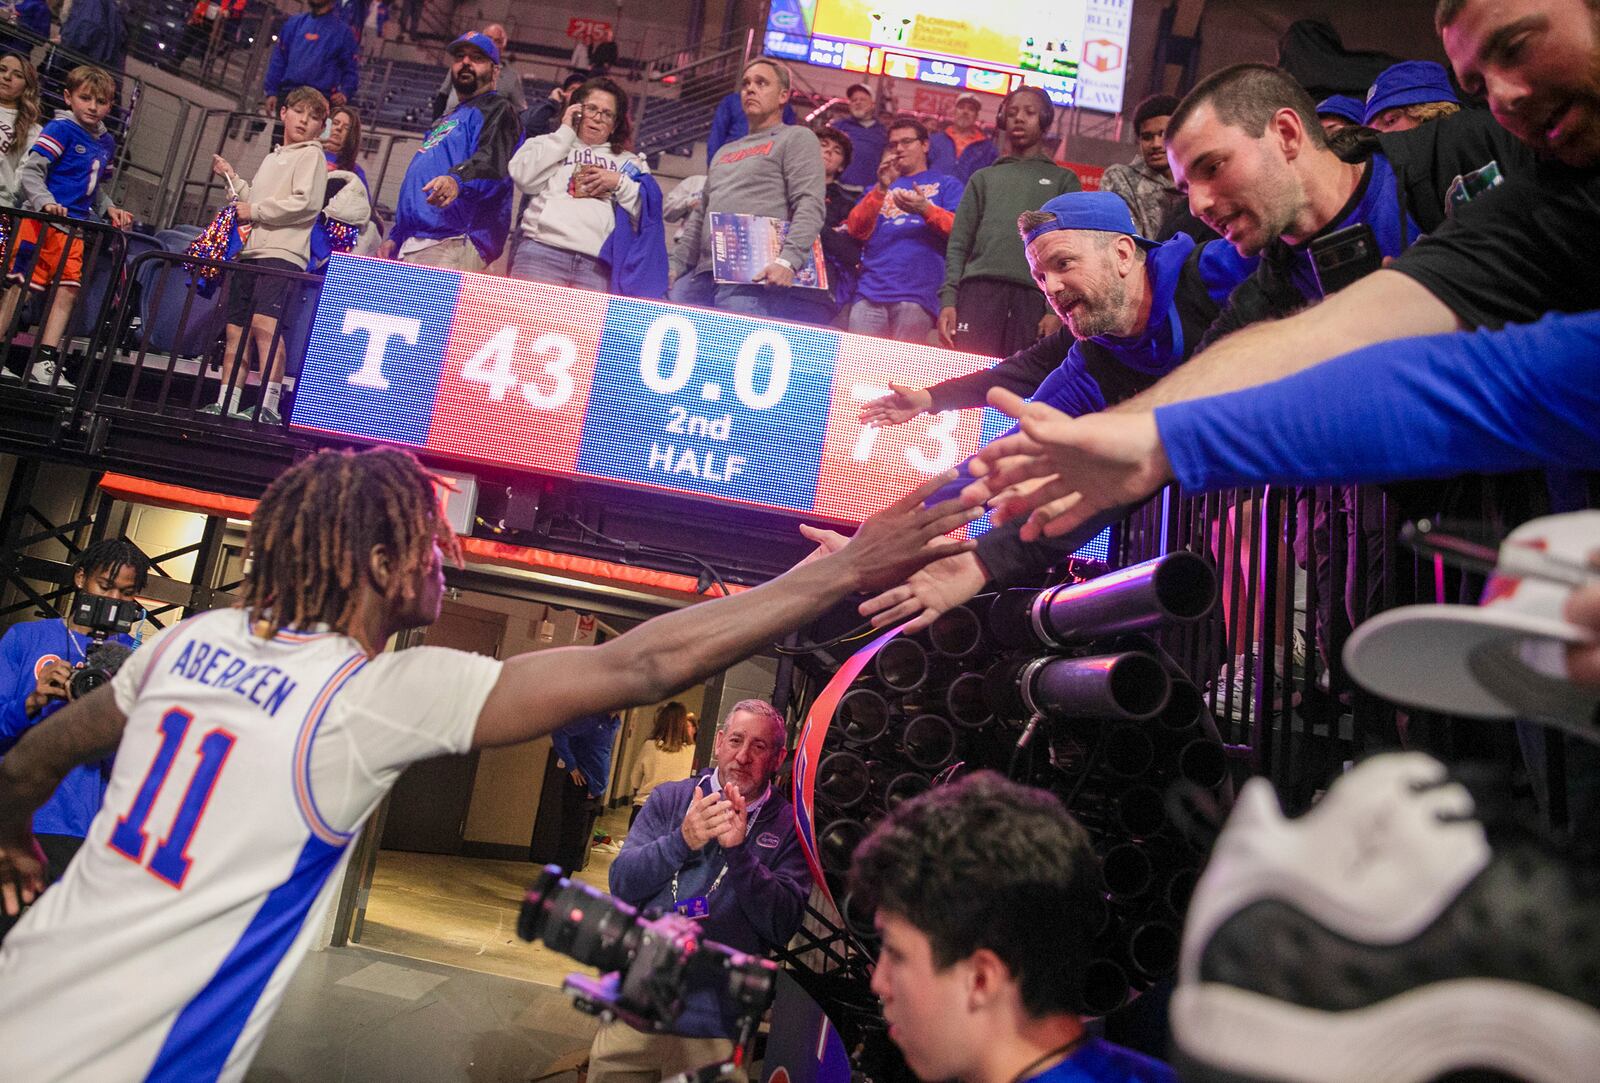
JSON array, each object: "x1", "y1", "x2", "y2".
[
  {"x1": 1364, "y1": 61, "x2": 1457, "y2": 124},
  {"x1": 1023, "y1": 191, "x2": 1159, "y2": 249},
  {"x1": 1316, "y1": 94, "x2": 1365, "y2": 125},
  {"x1": 449, "y1": 31, "x2": 501, "y2": 66}
]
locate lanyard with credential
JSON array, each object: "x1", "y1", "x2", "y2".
[{"x1": 671, "y1": 775, "x2": 743, "y2": 917}]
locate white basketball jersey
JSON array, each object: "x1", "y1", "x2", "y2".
[{"x1": 0, "y1": 608, "x2": 502, "y2": 1082}]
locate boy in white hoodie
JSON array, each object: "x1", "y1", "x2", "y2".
[{"x1": 205, "y1": 86, "x2": 329, "y2": 422}]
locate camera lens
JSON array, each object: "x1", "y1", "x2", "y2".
[{"x1": 519, "y1": 869, "x2": 639, "y2": 974}]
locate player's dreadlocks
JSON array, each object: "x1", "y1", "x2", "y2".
[{"x1": 241, "y1": 447, "x2": 461, "y2": 635}]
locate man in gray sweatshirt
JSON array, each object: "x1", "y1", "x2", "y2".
[{"x1": 668, "y1": 57, "x2": 828, "y2": 324}]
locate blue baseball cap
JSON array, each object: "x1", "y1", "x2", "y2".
[
  {"x1": 1364, "y1": 61, "x2": 1457, "y2": 124},
  {"x1": 1022, "y1": 191, "x2": 1158, "y2": 249},
  {"x1": 448, "y1": 31, "x2": 500, "y2": 66},
  {"x1": 1315, "y1": 94, "x2": 1365, "y2": 125}
]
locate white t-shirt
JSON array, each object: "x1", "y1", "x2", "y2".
[{"x1": 0, "y1": 608, "x2": 502, "y2": 1082}]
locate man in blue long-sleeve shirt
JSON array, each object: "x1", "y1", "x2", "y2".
[
  {"x1": 590, "y1": 698, "x2": 810, "y2": 1083},
  {"x1": 962, "y1": 311, "x2": 1600, "y2": 540},
  {"x1": 262, "y1": 0, "x2": 358, "y2": 116},
  {"x1": 547, "y1": 709, "x2": 620, "y2": 874}
]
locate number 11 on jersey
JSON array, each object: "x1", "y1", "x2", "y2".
[{"x1": 108, "y1": 708, "x2": 237, "y2": 889}]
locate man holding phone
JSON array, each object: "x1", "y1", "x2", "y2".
[{"x1": 595, "y1": 698, "x2": 809, "y2": 1082}]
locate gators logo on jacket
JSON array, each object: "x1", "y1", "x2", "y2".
[{"x1": 421, "y1": 118, "x2": 459, "y2": 151}]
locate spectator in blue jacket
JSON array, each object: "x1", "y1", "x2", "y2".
[
  {"x1": 548, "y1": 709, "x2": 621, "y2": 874},
  {"x1": 262, "y1": 0, "x2": 358, "y2": 116},
  {"x1": 11, "y1": 0, "x2": 49, "y2": 40},
  {"x1": 58, "y1": 0, "x2": 127, "y2": 71},
  {"x1": 0, "y1": 538, "x2": 147, "y2": 944},
  {"x1": 380, "y1": 31, "x2": 521, "y2": 270},
  {"x1": 830, "y1": 82, "x2": 886, "y2": 193},
  {"x1": 927, "y1": 93, "x2": 999, "y2": 183},
  {"x1": 704, "y1": 87, "x2": 796, "y2": 162},
  {"x1": 592, "y1": 698, "x2": 810, "y2": 1081}
]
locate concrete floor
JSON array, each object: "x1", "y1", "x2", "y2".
[{"x1": 245, "y1": 808, "x2": 634, "y2": 1082}]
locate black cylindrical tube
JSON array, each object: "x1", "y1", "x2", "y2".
[
  {"x1": 1101, "y1": 842, "x2": 1154, "y2": 900},
  {"x1": 1177, "y1": 738, "x2": 1229, "y2": 789},
  {"x1": 1115, "y1": 784, "x2": 1167, "y2": 838},
  {"x1": 1163, "y1": 867, "x2": 1199, "y2": 918},
  {"x1": 988, "y1": 552, "x2": 1217, "y2": 649},
  {"x1": 1079, "y1": 958, "x2": 1130, "y2": 1016},
  {"x1": 1127, "y1": 922, "x2": 1181, "y2": 979},
  {"x1": 1101, "y1": 725, "x2": 1156, "y2": 778},
  {"x1": 944, "y1": 671, "x2": 992, "y2": 729},
  {"x1": 836, "y1": 687, "x2": 891, "y2": 745},
  {"x1": 1157, "y1": 680, "x2": 1206, "y2": 736},
  {"x1": 881, "y1": 770, "x2": 930, "y2": 810},
  {"x1": 900, "y1": 714, "x2": 957, "y2": 771},
  {"x1": 927, "y1": 605, "x2": 983, "y2": 658},
  {"x1": 874, "y1": 637, "x2": 929, "y2": 692},
  {"x1": 816, "y1": 749, "x2": 871, "y2": 809},
  {"x1": 1027, "y1": 652, "x2": 1171, "y2": 721},
  {"x1": 818, "y1": 817, "x2": 868, "y2": 877}
]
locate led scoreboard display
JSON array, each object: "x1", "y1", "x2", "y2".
[{"x1": 291, "y1": 254, "x2": 1022, "y2": 529}]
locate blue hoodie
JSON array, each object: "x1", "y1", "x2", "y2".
[
  {"x1": 609, "y1": 770, "x2": 811, "y2": 1037},
  {"x1": 0, "y1": 620, "x2": 135, "y2": 838},
  {"x1": 263, "y1": 9, "x2": 359, "y2": 99},
  {"x1": 392, "y1": 91, "x2": 522, "y2": 263}
]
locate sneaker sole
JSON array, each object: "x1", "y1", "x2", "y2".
[{"x1": 1173, "y1": 979, "x2": 1600, "y2": 1083}]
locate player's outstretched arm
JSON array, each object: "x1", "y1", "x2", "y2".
[
  {"x1": 470, "y1": 478, "x2": 982, "y2": 749},
  {"x1": 0, "y1": 687, "x2": 127, "y2": 914}
]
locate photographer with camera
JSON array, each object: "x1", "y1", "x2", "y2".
[
  {"x1": 849, "y1": 771, "x2": 1177, "y2": 1083},
  {"x1": 0, "y1": 538, "x2": 148, "y2": 941},
  {"x1": 592, "y1": 698, "x2": 810, "y2": 1082}
]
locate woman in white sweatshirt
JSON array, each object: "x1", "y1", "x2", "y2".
[
  {"x1": 627, "y1": 701, "x2": 697, "y2": 828},
  {"x1": 0, "y1": 54, "x2": 42, "y2": 209},
  {"x1": 506, "y1": 75, "x2": 648, "y2": 291}
]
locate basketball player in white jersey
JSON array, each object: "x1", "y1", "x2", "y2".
[{"x1": 0, "y1": 447, "x2": 979, "y2": 1082}]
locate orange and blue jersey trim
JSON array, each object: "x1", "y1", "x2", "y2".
[{"x1": 291, "y1": 652, "x2": 368, "y2": 846}]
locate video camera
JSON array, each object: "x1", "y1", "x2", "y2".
[
  {"x1": 66, "y1": 592, "x2": 142, "y2": 699},
  {"x1": 517, "y1": 866, "x2": 776, "y2": 1075}
]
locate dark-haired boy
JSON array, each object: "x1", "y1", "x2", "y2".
[
  {"x1": 0, "y1": 64, "x2": 132, "y2": 389},
  {"x1": 1100, "y1": 94, "x2": 1182, "y2": 239},
  {"x1": 0, "y1": 537, "x2": 147, "y2": 940},
  {"x1": 850, "y1": 771, "x2": 1177, "y2": 1083}
]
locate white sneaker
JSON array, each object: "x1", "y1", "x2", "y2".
[
  {"x1": 27, "y1": 357, "x2": 74, "y2": 390},
  {"x1": 0, "y1": 366, "x2": 19, "y2": 381}
]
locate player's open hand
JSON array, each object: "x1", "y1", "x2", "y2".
[
  {"x1": 963, "y1": 388, "x2": 1173, "y2": 541},
  {"x1": 859, "y1": 549, "x2": 988, "y2": 632},
  {"x1": 832, "y1": 473, "x2": 981, "y2": 594},
  {"x1": 859, "y1": 382, "x2": 932, "y2": 427},
  {"x1": 0, "y1": 825, "x2": 46, "y2": 917}
]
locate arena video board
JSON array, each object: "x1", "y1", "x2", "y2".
[
  {"x1": 291, "y1": 255, "x2": 1110, "y2": 558},
  {"x1": 763, "y1": 0, "x2": 1132, "y2": 113}
]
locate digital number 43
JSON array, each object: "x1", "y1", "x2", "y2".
[
  {"x1": 849, "y1": 384, "x2": 961, "y2": 475},
  {"x1": 459, "y1": 327, "x2": 578, "y2": 409}
]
